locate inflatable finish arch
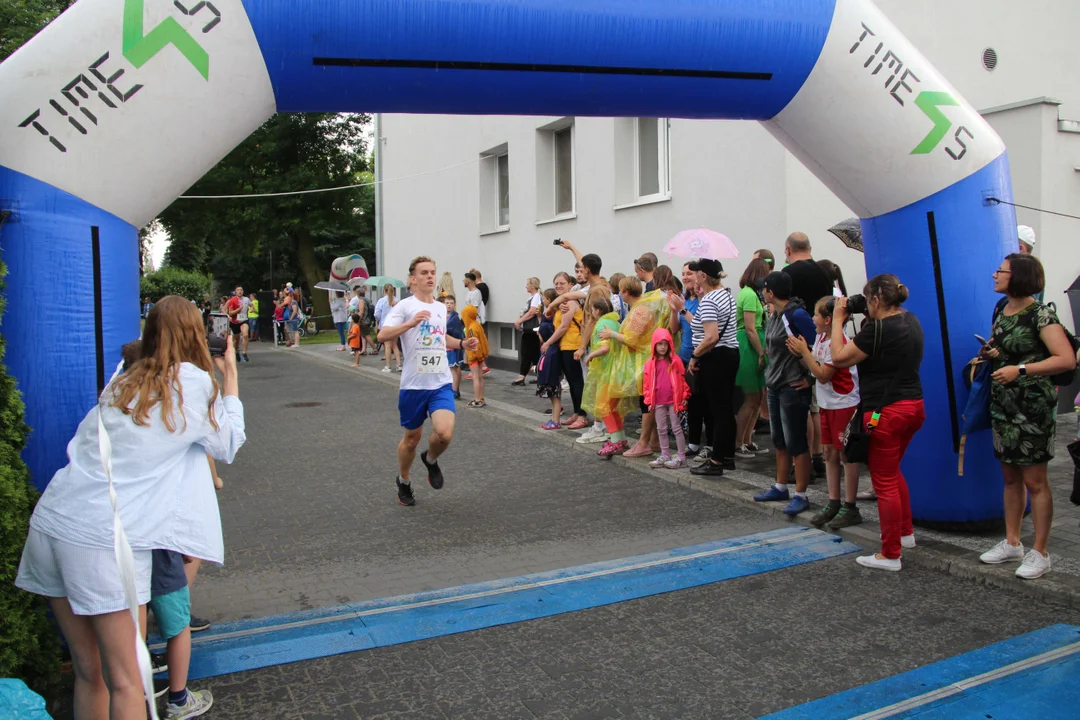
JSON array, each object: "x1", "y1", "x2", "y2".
[{"x1": 1, "y1": 0, "x2": 1016, "y2": 524}]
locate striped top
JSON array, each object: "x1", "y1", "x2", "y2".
[{"x1": 691, "y1": 288, "x2": 738, "y2": 350}]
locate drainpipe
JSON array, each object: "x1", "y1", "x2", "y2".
[{"x1": 374, "y1": 113, "x2": 384, "y2": 276}]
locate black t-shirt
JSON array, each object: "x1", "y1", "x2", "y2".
[
  {"x1": 853, "y1": 312, "x2": 924, "y2": 407},
  {"x1": 783, "y1": 259, "x2": 834, "y2": 309},
  {"x1": 477, "y1": 282, "x2": 490, "y2": 306},
  {"x1": 151, "y1": 550, "x2": 188, "y2": 597}
]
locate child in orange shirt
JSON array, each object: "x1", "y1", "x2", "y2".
[
  {"x1": 348, "y1": 313, "x2": 362, "y2": 366},
  {"x1": 461, "y1": 305, "x2": 489, "y2": 407}
]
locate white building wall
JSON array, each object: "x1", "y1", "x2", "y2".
[{"x1": 380, "y1": 0, "x2": 1080, "y2": 356}]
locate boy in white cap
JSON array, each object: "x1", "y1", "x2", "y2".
[{"x1": 1017, "y1": 225, "x2": 1035, "y2": 255}]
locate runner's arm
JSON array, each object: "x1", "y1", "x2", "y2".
[{"x1": 376, "y1": 310, "x2": 423, "y2": 342}]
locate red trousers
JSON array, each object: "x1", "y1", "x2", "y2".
[{"x1": 865, "y1": 399, "x2": 926, "y2": 559}]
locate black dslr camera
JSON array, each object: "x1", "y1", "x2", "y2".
[{"x1": 846, "y1": 294, "x2": 868, "y2": 315}]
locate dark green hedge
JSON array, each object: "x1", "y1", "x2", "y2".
[{"x1": 0, "y1": 247, "x2": 61, "y2": 690}]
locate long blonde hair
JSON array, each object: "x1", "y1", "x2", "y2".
[
  {"x1": 110, "y1": 296, "x2": 219, "y2": 432},
  {"x1": 436, "y1": 271, "x2": 455, "y2": 298}
]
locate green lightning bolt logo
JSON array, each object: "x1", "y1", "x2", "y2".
[
  {"x1": 123, "y1": 0, "x2": 209, "y2": 80},
  {"x1": 910, "y1": 91, "x2": 959, "y2": 155}
]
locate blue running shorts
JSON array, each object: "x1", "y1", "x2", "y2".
[{"x1": 399, "y1": 384, "x2": 456, "y2": 430}]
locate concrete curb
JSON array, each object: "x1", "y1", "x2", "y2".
[{"x1": 286, "y1": 343, "x2": 1080, "y2": 611}]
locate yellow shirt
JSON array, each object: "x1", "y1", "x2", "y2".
[{"x1": 556, "y1": 308, "x2": 584, "y2": 351}]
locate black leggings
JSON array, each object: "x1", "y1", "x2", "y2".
[
  {"x1": 519, "y1": 327, "x2": 541, "y2": 376},
  {"x1": 559, "y1": 349, "x2": 585, "y2": 417},
  {"x1": 687, "y1": 391, "x2": 713, "y2": 448},
  {"x1": 699, "y1": 346, "x2": 740, "y2": 462}
]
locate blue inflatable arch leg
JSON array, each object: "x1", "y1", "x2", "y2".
[{"x1": 0, "y1": 0, "x2": 1013, "y2": 524}]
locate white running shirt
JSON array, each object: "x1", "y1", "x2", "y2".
[{"x1": 383, "y1": 296, "x2": 453, "y2": 390}]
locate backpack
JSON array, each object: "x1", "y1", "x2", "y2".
[
  {"x1": 359, "y1": 298, "x2": 375, "y2": 329},
  {"x1": 992, "y1": 298, "x2": 1080, "y2": 386}
]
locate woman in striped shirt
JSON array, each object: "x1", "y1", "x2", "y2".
[{"x1": 679, "y1": 259, "x2": 740, "y2": 476}]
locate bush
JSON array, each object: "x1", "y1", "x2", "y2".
[
  {"x1": 0, "y1": 249, "x2": 61, "y2": 691},
  {"x1": 141, "y1": 266, "x2": 211, "y2": 302}
]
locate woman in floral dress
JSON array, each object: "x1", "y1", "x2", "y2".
[{"x1": 979, "y1": 254, "x2": 1076, "y2": 580}]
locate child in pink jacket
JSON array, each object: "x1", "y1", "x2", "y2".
[{"x1": 643, "y1": 328, "x2": 691, "y2": 468}]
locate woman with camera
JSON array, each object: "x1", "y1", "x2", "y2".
[
  {"x1": 513, "y1": 277, "x2": 544, "y2": 385},
  {"x1": 829, "y1": 275, "x2": 924, "y2": 571},
  {"x1": 15, "y1": 296, "x2": 246, "y2": 718},
  {"x1": 978, "y1": 254, "x2": 1076, "y2": 580}
]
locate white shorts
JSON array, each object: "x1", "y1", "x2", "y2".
[{"x1": 15, "y1": 528, "x2": 152, "y2": 616}]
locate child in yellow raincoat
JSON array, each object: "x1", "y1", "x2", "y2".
[{"x1": 461, "y1": 305, "x2": 489, "y2": 407}]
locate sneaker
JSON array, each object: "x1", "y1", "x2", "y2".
[
  {"x1": 649, "y1": 455, "x2": 672, "y2": 468},
  {"x1": 828, "y1": 507, "x2": 864, "y2": 529},
  {"x1": 1015, "y1": 549, "x2": 1051, "y2": 580},
  {"x1": 464, "y1": 372, "x2": 473, "y2": 380},
  {"x1": 381, "y1": 366, "x2": 393, "y2": 373},
  {"x1": 541, "y1": 420, "x2": 562, "y2": 430},
  {"x1": 453, "y1": 390, "x2": 461, "y2": 400},
  {"x1": 856, "y1": 555, "x2": 901, "y2": 572},
  {"x1": 783, "y1": 495, "x2": 810, "y2": 515},
  {"x1": 188, "y1": 616, "x2": 211, "y2": 633},
  {"x1": 697, "y1": 446, "x2": 712, "y2": 460},
  {"x1": 689, "y1": 460, "x2": 725, "y2": 477},
  {"x1": 749, "y1": 442, "x2": 770, "y2": 455},
  {"x1": 856, "y1": 488, "x2": 877, "y2": 501},
  {"x1": 810, "y1": 504, "x2": 841, "y2": 528},
  {"x1": 576, "y1": 426, "x2": 609, "y2": 444},
  {"x1": 979, "y1": 539, "x2": 1025, "y2": 565},
  {"x1": 754, "y1": 486, "x2": 790, "y2": 503},
  {"x1": 901, "y1": 534, "x2": 916, "y2": 549},
  {"x1": 151, "y1": 653, "x2": 168, "y2": 675},
  {"x1": 166, "y1": 688, "x2": 213, "y2": 719},
  {"x1": 735, "y1": 445, "x2": 756, "y2": 460},
  {"x1": 420, "y1": 450, "x2": 444, "y2": 490},
  {"x1": 396, "y1": 366, "x2": 403, "y2": 373},
  {"x1": 483, "y1": 366, "x2": 492, "y2": 375},
  {"x1": 722, "y1": 458, "x2": 737, "y2": 472},
  {"x1": 664, "y1": 456, "x2": 688, "y2": 469},
  {"x1": 396, "y1": 478, "x2": 415, "y2": 507},
  {"x1": 242, "y1": 354, "x2": 249, "y2": 363},
  {"x1": 598, "y1": 440, "x2": 629, "y2": 458}
]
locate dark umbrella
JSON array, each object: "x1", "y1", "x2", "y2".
[{"x1": 827, "y1": 218, "x2": 863, "y2": 253}]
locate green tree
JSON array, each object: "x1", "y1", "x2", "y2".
[
  {"x1": 0, "y1": 0, "x2": 74, "y2": 61},
  {"x1": 0, "y1": 0, "x2": 71, "y2": 694},
  {"x1": 158, "y1": 113, "x2": 373, "y2": 325},
  {"x1": 141, "y1": 266, "x2": 211, "y2": 302},
  {"x1": 0, "y1": 237, "x2": 61, "y2": 693}
]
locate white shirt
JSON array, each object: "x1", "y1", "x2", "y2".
[
  {"x1": 374, "y1": 296, "x2": 393, "y2": 326},
  {"x1": 237, "y1": 296, "x2": 250, "y2": 322},
  {"x1": 330, "y1": 295, "x2": 348, "y2": 324},
  {"x1": 465, "y1": 288, "x2": 486, "y2": 324},
  {"x1": 811, "y1": 333, "x2": 861, "y2": 409},
  {"x1": 30, "y1": 363, "x2": 246, "y2": 564},
  {"x1": 692, "y1": 288, "x2": 738, "y2": 350},
  {"x1": 348, "y1": 295, "x2": 361, "y2": 315},
  {"x1": 383, "y1": 296, "x2": 453, "y2": 390}
]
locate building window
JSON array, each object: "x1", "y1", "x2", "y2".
[
  {"x1": 496, "y1": 153, "x2": 510, "y2": 227},
  {"x1": 535, "y1": 118, "x2": 576, "y2": 223},
  {"x1": 614, "y1": 118, "x2": 671, "y2": 208},
  {"x1": 479, "y1": 143, "x2": 509, "y2": 235}
]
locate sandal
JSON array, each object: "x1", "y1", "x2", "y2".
[
  {"x1": 467, "y1": 400, "x2": 487, "y2": 408},
  {"x1": 541, "y1": 420, "x2": 562, "y2": 430}
]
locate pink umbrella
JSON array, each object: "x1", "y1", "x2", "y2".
[{"x1": 663, "y1": 227, "x2": 739, "y2": 260}]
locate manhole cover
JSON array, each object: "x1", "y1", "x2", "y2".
[{"x1": 284, "y1": 402, "x2": 323, "y2": 408}]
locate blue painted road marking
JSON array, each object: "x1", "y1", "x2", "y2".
[
  {"x1": 761, "y1": 623, "x2": 1080, "y2": 720},
  {"x1": 167, "y1": 527, "x2": 858, "y2": 680}
]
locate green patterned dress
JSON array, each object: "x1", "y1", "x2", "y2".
[{"x1": 990, "y1": 301, "x2": 1061, "y2": 465}]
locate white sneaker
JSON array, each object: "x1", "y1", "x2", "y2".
[
  {"x1": 1015, "y1": 549, "x2": 1051, "y2": 580},
  {"x1": 979, "y1": 539, "x2": 1025, "y2": 565},
  {"x1": 576, "y1": 426, "x2": 609, "y2": 444},
  {"x1": 856, "y1": 554, "x2": 901, "y2": 572},
  {"x1": 750, "y1": 442, "x2": 770, "y2": 455},
  {"x1": 166, "y1": 689, "x2": 213, "y2": 719},
  {"x1": 735, "y1": 445, "x2": 756, "y2": 460},
  {"x1": 381, "y1": 366, "x2": 392, "y2": 373},
  {"x1": 901, "y1": 534, "x2": 916, "y2": 549}
]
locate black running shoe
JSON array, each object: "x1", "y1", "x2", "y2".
[
  {"x1": 396, "y1": 478, "x2": 415, "y2": 506},
  {"x1": 151, "y1": 652, "x2": 168, "y2": 675},
  {"x1": 421, "y1": 450, "x2": 444, "y2": 490},
  {"x1": 189, "y1": 615, "x2": 211, "y2": 632}
]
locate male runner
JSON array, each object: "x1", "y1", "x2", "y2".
[
  {"x1": 378, "y1": 256, "x2": 479, "y2": 506},
  {"x1": 225, "y1": 286, "x2": 250, "y2": 362}
]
